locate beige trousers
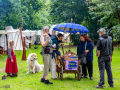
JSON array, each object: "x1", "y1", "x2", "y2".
[
  {"x1": 50, "y1": 58, "x2": 57, "y2": 79},
  {"x1": 42, "y1": 54, "x2": 57, "y2": 78},
  {"x1": 42, "y1": 54, "x2": 52, "y2": 76}
]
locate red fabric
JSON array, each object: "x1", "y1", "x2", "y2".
[
  {"x1": 56, "y1": 65, "x2": 59, "y2": 69},
  {"x1": 5, "y1": 50, "x2": 18, "y2": 74}
]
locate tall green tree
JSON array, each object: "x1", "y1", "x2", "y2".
[
  {"x1": 50, "y1": 0, "x2": 89, "y2": 24},
  {"x1": 20, "y1": 0, "x2": 44, "y2": 29},
  {"x1": 0, "y1": 0, "x2": 21, "y2": 29},
  {"x1": 0, "y1": 0, "x2": 52, "y2": 30},
  {"x1": 88, "y1": 0, "x2": 120, "y2": 41}
]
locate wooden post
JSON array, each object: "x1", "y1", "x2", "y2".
[
  {"x1": 61, "y1": 44, "x2": 64, "y2": 55},
  {"x1": 22, "y1": 37, "x2": 26, "y2": 60},
  {"x1": 19, "y1": 27, "x2": 26, "y2": 60},
  {"x1": 29, "y1": 43, "x2": 31, "y2": 48},
  {"x1": 29, "y1": 31, "x2": 31, "y2": 48},
  {"x1": 22, "y1": 17, "x2": 23, "y2": 27}
]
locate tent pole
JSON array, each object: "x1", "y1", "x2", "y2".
[
  {"x1": 29, "y1": 31, "x2": 31, "y2": 49},
  {"x1": 19, "y1": 31, "x2": 22, "y2": 55},
  {"x1": 4, "y1": 34, "x2": 5, "y2": 54},
  {"x1": 5, "y1": 27, "x2": 8, "y2": 55}
]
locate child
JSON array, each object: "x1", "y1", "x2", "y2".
[{"x1": 5, "y1": 40, "x2": 18, "y2": 77}]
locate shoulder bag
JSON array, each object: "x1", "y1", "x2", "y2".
[{"x1": 78, "y1": 41, "x2": 87, "y2": 65}]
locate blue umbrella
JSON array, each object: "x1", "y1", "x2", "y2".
[
  {"x1": 53, "y1": 23, "x2": 89, "y2": 33},
  {"x1": 53, "y1": 23, "x2": 89, "y2": 51}
]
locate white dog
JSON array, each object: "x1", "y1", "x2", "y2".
[{"x1": 27, "y1": 53, "x2": 44, "y2": 74}]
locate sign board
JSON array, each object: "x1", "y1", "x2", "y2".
[{"x1": 65, "y1": 60, "x2": 78, "y2": 70}]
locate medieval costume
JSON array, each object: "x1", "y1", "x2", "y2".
[
  {"x1": 50, "y1": 35, "x2": 62, "y2": 79},
  {"x1": 5, "y1": 47, "x2": 18, "y2": 77}
]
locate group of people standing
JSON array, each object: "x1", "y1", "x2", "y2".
[
  {"x1": 39, "y1": 26, "x2": 114, "y2": 88},
  {"x1": 77, "y1": 28, "x2": 114, "y2": 88},
  {"x1": 5, "y1": 26, "x2": 114, "y2": 88}
]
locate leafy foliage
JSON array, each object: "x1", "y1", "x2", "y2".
[
  {"x1": 0, "y1": 0, "x2": 20, "y2": 29},
  {"x1": 88, "y1": 0, "x2": 120, "y2": 41},
  {"x1": 50, "y1": 0, "x2": 120, "y2": 44},
  {"x1": 0, "y1": 0, "x2": 120, "y2": 42},
  {"x1": 0, "y1": 0, "x2": 52, "y2": 30},
  {"x1": 71, "y1": 34, "x2": 80, "y2": 45},
  {"x1": 50, "y1": 0, "x2": 89, "y2": 24}
]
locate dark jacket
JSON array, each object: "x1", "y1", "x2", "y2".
[
  {"x1": 97, "y1": 34, "x2": 113, "y2": 56},
  {"x1": 77, "y1": 41, "x2": 94, "y2": 61},
  {"x1": 51, "y1": 35, "x2": 59, "y2": 50},
  {"x1": 51, "y1": 35, "x2": 61, "y2": 58}
]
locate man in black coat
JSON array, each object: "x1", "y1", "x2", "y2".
[{"x1": 94, "y1": 28, "x2": 114, "y2": 88}]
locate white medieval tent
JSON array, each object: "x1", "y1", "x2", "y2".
[
  {"x1": 22, "y1": 30, "x2": 42, "y2": 48},
  {"x1": 49, "y1": 25, "x2": 57, "y2": 35},
  {"x1": 36, "y1": 30, "x2": 42, "y2": 44},
  {"x1": 0, "y1": 26, "x2": 23, "y2": 52}
]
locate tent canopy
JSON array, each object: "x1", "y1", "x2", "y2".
[
  {"x1": 49, "y1": 25, "x2": 56, "y2": 34},
  {"x1": 0, "y1": 30, "x2": 18, "y2": 34},
  {"x1": 37, "y1": 30, "x2": 42, "y2": 35},
  {"x1": 22, "y1": 30, "x2": 42, "y2": 45},
  {"x1": 22, "y1": 30, "x2": 38, "y2": 36},
  {"x1": 0, "y1": 26, "x2": 18, "y2": 34},
  {"x1": 0, "y1": 26, "x2": 23, "y2": 50}
]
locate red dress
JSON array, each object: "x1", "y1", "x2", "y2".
[{"x1": 5, "y1": 50, "x2": 18, "y2": 74}]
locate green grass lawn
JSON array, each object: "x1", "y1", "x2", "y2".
[{"x1": 0, "y1": 45, "x2": 120, "y2": 90}]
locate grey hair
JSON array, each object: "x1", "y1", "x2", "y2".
[
  {"x1": 97, "y1": 28, "x2": 106, "y2": 34},
  {"x1": 42, "y1": 26, "x2": 49, "y2": 35},
  {"x1": 43, "y1": 26, "x2": 49, "y2": 30}
]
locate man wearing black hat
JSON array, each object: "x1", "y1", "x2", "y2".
[{"x1": 94, "y1": 28, "x2": 114, "y2": 88}]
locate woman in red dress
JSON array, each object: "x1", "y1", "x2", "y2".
[{"x1": 5, "y1": 40, "x2": 18, "y2": 77}]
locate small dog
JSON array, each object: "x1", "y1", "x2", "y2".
[{"x1": 27, "y1": 53, "x2": 44, "y2": 74}]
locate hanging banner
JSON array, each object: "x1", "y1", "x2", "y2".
[{"x1": 65, "y1": 60, "x2": 78, "y2": 70}]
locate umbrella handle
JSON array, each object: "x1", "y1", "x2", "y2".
[{"x1": 69, "y1": 28, "x2": 71, "y2": 51}]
